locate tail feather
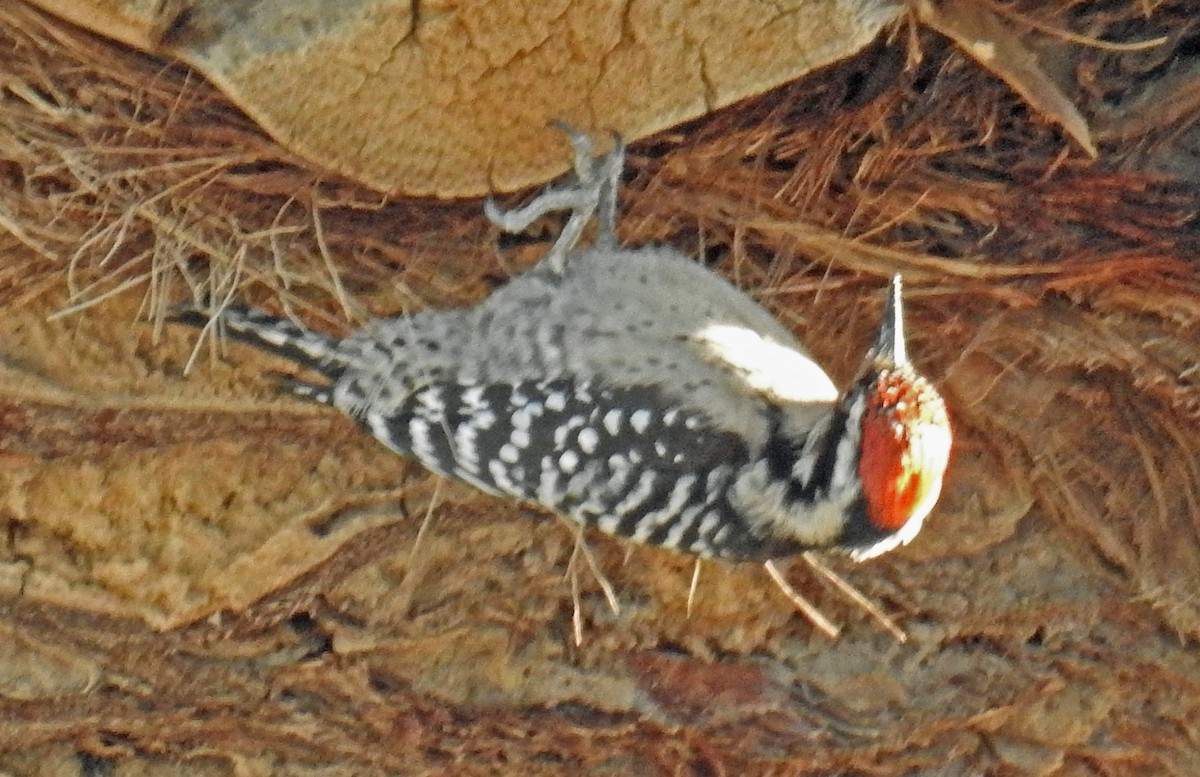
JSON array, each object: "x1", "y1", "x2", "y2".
[{"x1": 172, "y1": 305, "x2": 346, "y2": 378}]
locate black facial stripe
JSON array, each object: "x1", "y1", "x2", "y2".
[
  {"x1": 762, "y1": 406, "x2": 796, "y2": 482},
  {"x1": 834, "y1": 494, "x2": 891, "y2": 549},
  {"x1": 806, "y1": 408, "x2": 849, "y2": 499}
]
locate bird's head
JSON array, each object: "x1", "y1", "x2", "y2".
[{"x1": 846, "y1": 276, "x2": 952, "y2": 558}]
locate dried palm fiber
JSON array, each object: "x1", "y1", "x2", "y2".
[{"x1": 2, "y1": 1, "x2": 1200, "y2": 776}]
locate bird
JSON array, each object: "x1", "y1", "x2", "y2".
[{"x1": 175, "y1": 124, "x2": 952, "y2": 632}]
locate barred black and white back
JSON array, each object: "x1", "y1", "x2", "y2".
[{"x1": 176, "y1": 126, "x2": 951, "y2": 565}]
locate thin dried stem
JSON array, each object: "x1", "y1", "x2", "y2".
[
  {"x1": 686, "y1": 559, "x2": 702, "y2": 618},
  {"x1": 763, "y1": 560, "x2": 840, "y2": 640},
  {"x1": 567, "y1": 537, "x2": 585, "y2": 646},
  {"x1": 802, "y1": 552, "x2": 907, "y2": 643},
  {"x1": 563, "y1": 525, "x2": 620, "y2": 644},
  {"x1": 577, "y1": 530, "x2": 621, "y2": 616},
  {"x1": 395, "y1": 478, "x2": 443, "y2": 617}
]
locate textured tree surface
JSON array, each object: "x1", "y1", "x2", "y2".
[
  {"x1": 3, "y1": 2, "x2": 1200, "y2": 775},
  {"x1": 22, "y1": 0, "x2": 899, "y2": 196}
]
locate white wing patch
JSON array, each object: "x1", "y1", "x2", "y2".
[{"x1": 694, "y1": 323, "x2": 838, "y2": 404}]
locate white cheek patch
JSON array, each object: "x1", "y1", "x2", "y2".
[{"x1": 906, "y1": 420, "x2": 953, "y2": 528}]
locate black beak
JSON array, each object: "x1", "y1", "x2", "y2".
[{"x1": 868, "y1": 275, "x2": 908, "y2": 368}]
